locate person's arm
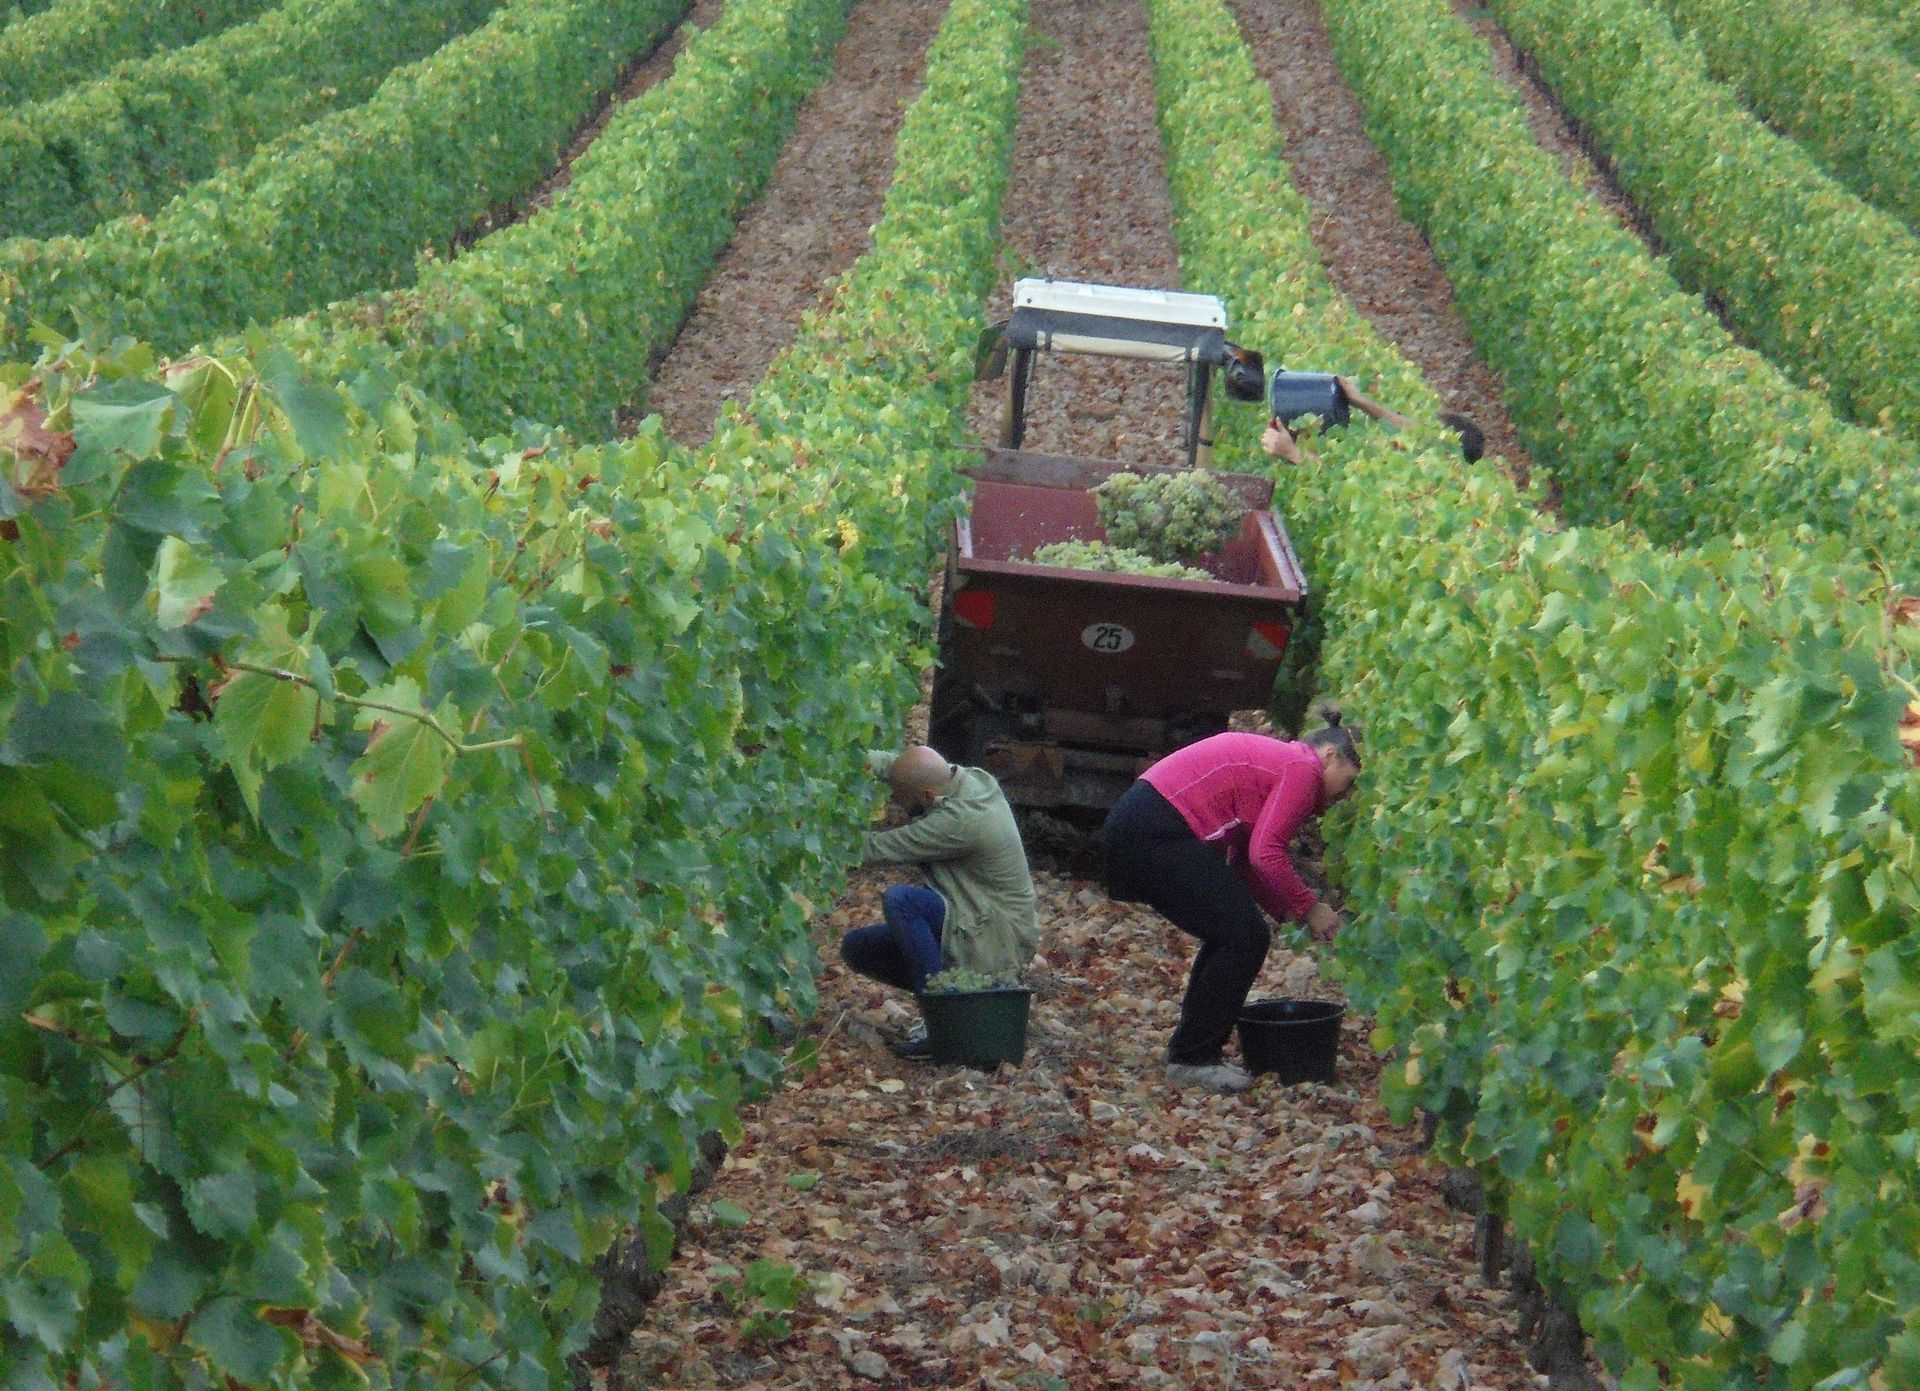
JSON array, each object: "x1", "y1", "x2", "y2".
[
  {"x1": 1261, "y1": 417, "x2": 1305, "y2": 465},
  {"x1": 1242, "y1": 765, "x2": 1321, "y2": 923},
  {"x1": 1334, "y1": 375, "x2": 1413, "y2": 430},
  {"x1": 863, "y1": 798, "x2": 979, "y2": 865}
]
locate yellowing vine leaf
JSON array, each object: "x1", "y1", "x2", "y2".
[
  {"x1": 152, "y1": 537, "x2": 223, "y2": 629},
  {"x1": 2, "y1": 386, "x2": 75, "y2": 498}
]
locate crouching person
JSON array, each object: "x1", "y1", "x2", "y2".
[{"x1": 841, "y1": 745, "x2": 1040, "y2": 1058}]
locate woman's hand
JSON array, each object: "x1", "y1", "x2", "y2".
[{"x1": 1305, "y1": 901, "x2": 1342, "y2": 943}]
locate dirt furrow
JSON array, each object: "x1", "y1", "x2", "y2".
[
  {"x1": 643, "y1": 0, "x2": 954, "y2": 446},
  {"x1": 960, "y1": 0, "x2": 1194, "y2": 466}
]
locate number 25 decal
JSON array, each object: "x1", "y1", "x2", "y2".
[{"x1": 1081, "y1": 622, "x2": 1136, "y2": 654}]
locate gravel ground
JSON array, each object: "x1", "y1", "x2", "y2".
[{"x1": 613, "y1": 867, "x2": 1547, "y2": 1391}]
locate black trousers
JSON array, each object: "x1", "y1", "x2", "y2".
[{"x1": 1101, "y1": 780, "x2": 1271, "y2": 1066}]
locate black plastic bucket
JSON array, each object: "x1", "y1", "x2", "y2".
[
  {"x1": 921, "y1": 988, "x2": 1032, "y2": 1067},
  {"x1": 1268, "y1": 371, "x2": 1351, "y2": 430},
  {"x1": 1237, "y1": 997, "x2": 1344, "y2": 1083}
]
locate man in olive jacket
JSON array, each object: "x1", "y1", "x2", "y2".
[{"x1": 840, "y1": 745, "x2": 1040, "y2": 1056}]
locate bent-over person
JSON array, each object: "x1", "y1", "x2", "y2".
[{"x1": 1100, "y1": 708, "x2": 1361, "y2": 1092}]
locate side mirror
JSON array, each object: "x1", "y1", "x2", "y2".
[{"x1": 974, "y1": 320, "x2": 1010, "y2": 381}]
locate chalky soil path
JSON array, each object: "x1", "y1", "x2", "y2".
[{"x1": 615, "y1": 3, "x2": 1550, "y2": 1388}]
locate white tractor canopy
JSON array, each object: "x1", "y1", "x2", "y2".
[
  {"x1": 1006, "y1": 279, "x2": 1230, "y2": 364},
  {"x1": 985, "y1": 280, "x2": 1257, "y2": 468}
]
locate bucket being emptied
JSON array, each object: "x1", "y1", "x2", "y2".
[
  {"x1": 1237, "y1": 997, "x2": 1345, "y2": 1083},
  {"x1": 921, "y1": 988, "x2": 1032, "y2": 1068}
]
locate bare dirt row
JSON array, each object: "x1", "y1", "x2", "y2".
[
  {"x1": 598, "y1": 0, "x2": 1581, "y2": 1386},
  {"x1": 644, "y1": 0, "x2": 953, "y2": 445}
]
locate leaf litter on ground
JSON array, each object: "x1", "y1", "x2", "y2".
[{"x1": 617, "y1": 860, "x2": 1549, "y2": 1391}]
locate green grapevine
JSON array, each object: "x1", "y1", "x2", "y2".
[
  {"x1": 922, "y1": 967, "x2": 1023, "y2": 994},
  {"x1": 1153, "y1": 0, "x2": 1920, "y2": 1386}
]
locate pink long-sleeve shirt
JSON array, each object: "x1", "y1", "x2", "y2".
[{"x1": 1140, "y1": 732, "x2": 1327, "y2": 924}]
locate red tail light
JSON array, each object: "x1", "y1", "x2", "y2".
[
  {"x1": 953, "y1": 589, "x2": 997, "y2": 630},
  {"x1": 1245, "y1": 620, "x2": 1290, "y2": 660}
]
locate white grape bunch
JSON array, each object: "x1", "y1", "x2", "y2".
[
  {"x1": 1092, "y1": 469, "x2": 1242, "y2": 563},
  {"x1": 1028, "y1": 539, "x2": 1212, "y2": 580}
]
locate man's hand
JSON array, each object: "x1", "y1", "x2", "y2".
[{"x1": 1305, "y1": 901, "x2": 1341, "y2": 943}]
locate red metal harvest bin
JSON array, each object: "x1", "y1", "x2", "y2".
[{"x1": 930, "y1": 448, "x2": 1308, "y2": 811}]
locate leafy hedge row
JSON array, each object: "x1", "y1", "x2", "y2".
[
  {"x1": 1304, "y1": 0, "x2": 1920, "y2": 555},
  {"x1": 0, "y1": 0, "x2": 505, "y2": 241},
  {"x1": 1487, "y1": 0, "x2": 1920, "y2": 443},
  {"x1": 0, "y1": 0, "x2": 688, "y2": 361},
  {"x1": 1649, "y1": 0, "x2": 1920, "y2": 234},
  {"x1": 1159, "y1": 0, "x2": 1920, "y2": 1385},
  {"x1": 0, "y1": 341, "x2": 805, "y2": 1391},
  {"x1": 1842, "y1": 0, "x2": 1920, "y2": 66},
  {"x1": 0, "y1": 0, "x2": 1025, "y2": 1384},
  {"x1": 281, "y1": 0, "x2": 853, "y2": 438},
  {"x1": 0, "y1": 1, "x2": 57, "y2": 29},
  {"x1": 678, "y1": 0, "x2": 1028, "y2": 962},
  {"x1": 0, "y1": 0, "x2": 272, "y2": 108}
]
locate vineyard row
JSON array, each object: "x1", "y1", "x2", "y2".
[
  {"x1": 0, "y1": 0, "x2": 688, "y2": 362},
  {"x1": 1651, "y1": 0, "x2": 1920, "y2": 235},
  {"x1": 1842, "y1": 0, "x2": 1920, "y2": 66},
  {"x1": 0, "y1": 0, "x2": 506, "y2": 241},
  {"x1": 0, "y1": 0, "x2": 1027, "y2": 1386},
  {"x1": 1171, "y1": 0, "x2": 1920, "y2": 1384},
  {"x1": 0, "y1": 0, "x2": 272, "y2": 108},
  {"x1": 272, "y1": 0, "x2": 852, "y2": 438},
  {"x1": 1491, "y1": 0, "x2": 1920, "y2": 442},
  {"x1": 1311, "y1": 0, "x2": 1920, "y2": 557}
]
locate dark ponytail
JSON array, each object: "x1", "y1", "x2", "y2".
[
  {"x1": 1303, "y1": 701, "x2": 1361, "y2": 769},
  {"x1": 1437, "y1": 410, "x2": 1485, "y2": 464}
]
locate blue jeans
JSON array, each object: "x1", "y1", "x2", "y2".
[{"x1": 840, "y1": 885, "x2": 946, "y2": 995}]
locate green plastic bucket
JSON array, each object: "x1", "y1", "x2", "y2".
[{"x1": 921, "y1": 987, "x2": 1032, "y2": 1067}]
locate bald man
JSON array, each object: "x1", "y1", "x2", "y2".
[{"x1": 841, "y1": 745, "x2": 1040, "y2": 1058}]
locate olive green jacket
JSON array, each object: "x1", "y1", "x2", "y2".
[{"x1": 862, "y1": 753, "x2": 1040, "y2": 980}]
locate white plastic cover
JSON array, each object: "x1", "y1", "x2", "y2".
[{"x1": 1012, "y1": 278, "x2": 1227, "y2": 329}]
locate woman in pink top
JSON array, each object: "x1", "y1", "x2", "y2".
[{"x1": 1100, "y1": 708, "x2": 1361, "y2": 1093}]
